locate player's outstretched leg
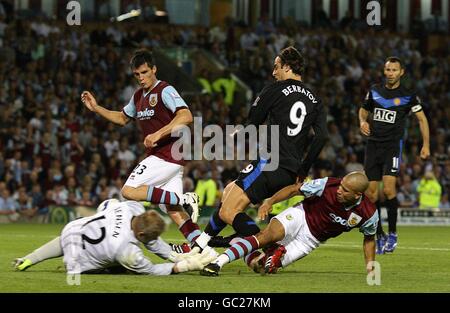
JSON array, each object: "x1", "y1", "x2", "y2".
[
  {"x1": 384, "y1": 197, "x2": 398, "y2": 253},
  {"x1": 200, "y1": 235, "x2": 261, "y2": 276},
  {"x1": 193, "y1": 203, "x2": 228, "y2": 250}
]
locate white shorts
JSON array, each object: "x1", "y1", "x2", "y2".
[
  {"x1": 124, "y1": 155, "x2": 183, "y2": 213},
  {"x1": 273, "y1": 204, "x2": 320, "y2": 267}
]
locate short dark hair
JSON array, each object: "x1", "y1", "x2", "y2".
[
  {"x1": 278, "y1": 46, "x2": 305, "y2": 76},
  {"x1": 385, "y1": 56, "x2": 403, "y2": 69},
  {"x1": 130, "y1": 49, "x2": 155, "y2": 69}
]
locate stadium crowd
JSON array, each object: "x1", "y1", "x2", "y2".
[{"x1": 0, "y1": 13, "x2": 449, "y2": 221}]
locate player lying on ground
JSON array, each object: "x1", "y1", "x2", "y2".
[
  {"x1": 13, "y1": 199, "x2": 216, "y2": 275},
  {"x1": 200, "y1": 171, "x2": 378, "y2": 276}
]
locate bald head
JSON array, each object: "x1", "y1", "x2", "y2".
[{"x1": 343, "y1": 171, "x2": 369, "y2": 194}]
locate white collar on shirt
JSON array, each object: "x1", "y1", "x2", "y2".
[
  {"x1": 344, "y1": 195, "x2": 362, "y2": 211},
  {"x1": 143, "y1": 80, "x2": 161, "y2": 97}
]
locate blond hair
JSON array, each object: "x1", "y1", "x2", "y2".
[{"x1": 134, "y1": 211, "x2": 166, "y2": 243}]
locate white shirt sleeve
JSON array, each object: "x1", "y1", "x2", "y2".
[
  {"x1": 161, "y1": 86, "x2": 188, "y2": 113},
  {"x1": 117, "y1": 243, "x2": 174, "y2": 276},
  {"x1": 123, "y1": 95, "x2": 136, "y2": 118},
  {"x1": 359, "y1": 210, "x2": 379, "y2": 236},
  {"x1": 299, "y1": 177, "x2": 329, "y2": 198},
  {"x1": 124, "y1": 201, "x2": 146, "y2": 216},
  {"x1": 144, "y1": 236, "x2": 172, "y2": 260}
]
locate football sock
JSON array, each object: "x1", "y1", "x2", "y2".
[
  {"x1": 217, "y1": 235, "x2": 260, "y2": 266},
  {"x1": 245, "y1": 250, "x2": 262, "y2": 267},
  {"x1": 375, "y1": 200, "x2": 385, "y2": 237},
  {"x1": 232, "y1": 212, "x2": 260, "y2": 237},
  {"x1": 146, "y1": 186, "x2": 180, "y2": 205},
  {"x1": 24, "y1": 236, "x2": 63, "y2": 265},
  {"x1": 179, "y1": 219, "x2": 201, "y2": 243},
  {"x1": 385, "y1": 197, "x2": 398, "y2": 233},
  {"x1": 204, "y1": 204, "x2": 226, "y2": 237}
]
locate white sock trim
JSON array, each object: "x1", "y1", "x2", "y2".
[{"x1": 195, "y1": 232, "x2": 211, "y2": 249}]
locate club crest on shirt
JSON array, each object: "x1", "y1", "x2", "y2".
[
  {"x1": 286, "y1": 214, "x2": 293, "y2": 221},
  {"x1": 149, "y1": 94, "x2": 157, "y2": 107},
  {"x1": 393, "y1": 98, "x2": 401, "y2": 106},
  {"x1": 347, "y1": 212, "x2": 362, "y2": 227}
]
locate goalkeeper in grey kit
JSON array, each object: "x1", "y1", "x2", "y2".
[{"x1": 14, "y1": 200, "x2": 216, "y2": 275}]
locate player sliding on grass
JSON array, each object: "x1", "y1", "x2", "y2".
[
  {"x1": 200, "y1": 172, "x2": 379, "y2": 276},
  {"x1": 81, "y1": 49, "x2": 201, "y2": 251},
  {"x1": 14, "y1": 200, "x2": 216, "y2": 275}
]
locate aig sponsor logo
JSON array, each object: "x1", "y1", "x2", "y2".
[
  {"x1": 137, "y1": 108, "x2": 155, "y2": 119},
  {"x1": 373, "y1": 108, "x2": 396, "y2": 123}
]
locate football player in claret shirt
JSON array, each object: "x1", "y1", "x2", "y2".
[
  {"x1": 200, "y1": 172, "x2": 378, "y2": 276},
  {"x1": 81, "y1": 50, "x2": 201, "y2": 251},
  {"x1": 359, "y1": 56, "x2": 430, "y2": 254}
]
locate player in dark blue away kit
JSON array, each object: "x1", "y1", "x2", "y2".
[{"x1": 359, "y1": 56, "x2": 430, "y2": 254}]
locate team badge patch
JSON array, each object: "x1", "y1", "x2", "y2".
[
  {"x1": 286, "y1": 214, "x2": 293, "y2": 221},
  {"x1": 347, "y1": 212, "x2": 362, "y2": 227},
  {"x1": 393, "y1": 98, "x2": 401, "y2": 106},
  {"x1": 149, "y1": 94, "x2": 158, "y2": 107}
]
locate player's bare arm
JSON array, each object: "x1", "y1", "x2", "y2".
[
  {"x1": 363, "y1": 234, "x2": 376, "y2": 273},
  {"x1": 144, "y1": 108, "x2": 193, "y2": 148},
  {"x1": 258, "y1": 182, "x2": 303, "y2": 220},
  {"x1": 81, "y1": 91, "x2": 130, "y2": 126},
  {"x1": 358, "y1": 107, "x2": 371, "y2": 136},
  {"x1": 414, "y1": 110, "x2": 430, "y2": 160}
]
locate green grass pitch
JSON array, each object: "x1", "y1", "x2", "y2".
[{"x1": 1, "y1": 223, "x2": 450, "y2": 293}]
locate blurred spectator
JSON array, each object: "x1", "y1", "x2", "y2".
[
  {"x1": 345, "y1": 153, "x2": 364, "y2": 173},
  {"x1": 0, "y1": 188, "x2": 18, "y2": 221},
  {"x1": 194, "y1": 164, "x2": 217, "y2": 207},
  {"x1": 0, "y1": 16, "x2": 448, "y2": 217},
  {"x1": 397, "y1": 175, "x2": 418, "y2": 208},
  {"x1": 417, "y1": 171, "x2": 442, "y2": 210},
  {"x1": 16, "y1": 186, "x2": 38, "y2": 219},
  {"x1": 439, "y1": 194, "x2": 450, "y2": 210}
]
